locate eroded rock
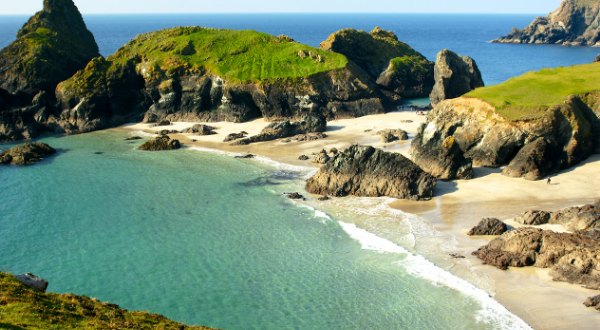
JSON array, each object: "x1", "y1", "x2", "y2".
[
  {"x1": 467, "y1": 218, "x2": 508, "y2": 236},
  {"x1": 429, "y1": 49, "x2": 484, "y2": 105},
  {"x1": 138, "y1": 135, "x2": 181, "y2": 151}
]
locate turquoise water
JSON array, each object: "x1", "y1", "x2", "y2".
[{"x1": 0, "y1": 131, "x2": 530, "y2": 329}]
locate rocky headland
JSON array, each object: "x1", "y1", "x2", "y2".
[
  {"x1": 492, "y1": 0, "x2": 600, "y2": 46},
  {"x1": 305, "y1": 145, "x2": 436, "y2": 200},
  {"x1": 411, "y1": 61, "x2": 600, "y2": 181}
]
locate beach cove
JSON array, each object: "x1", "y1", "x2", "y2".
[{"x1": 117, "y1": 106, "x2": 600, "y2": 329}]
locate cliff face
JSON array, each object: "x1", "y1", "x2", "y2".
[
  {"x1": 410, "y1": 95, "x2": 600, "y2": 180},
  {"x1": 51, "y1": 27, "x2": 386, "y2": 135},
  {"x1": 320, "y1": 27, "x2": 434, "y2": 100},
  {"x1": 0, "y1": 0, "x2": 100, "y2": 141},
  {"x1": 492, "y1": 0, "x2": 600, "y2": 46}
]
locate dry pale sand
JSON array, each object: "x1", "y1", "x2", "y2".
[{"x1": 118, "y1": 110, "x2": 600, "y2": 329}]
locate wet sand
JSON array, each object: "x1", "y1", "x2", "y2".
[{"x1": 118, "y1": 111, "x2": 600, "y2": 329}]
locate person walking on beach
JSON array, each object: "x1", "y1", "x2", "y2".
[{"x1": 547, "y1": 177, "x2": 551, "y2": 185}]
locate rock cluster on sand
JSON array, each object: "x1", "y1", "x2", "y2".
[
  {"x1": 429, "y1": 49, "x2": 484, "y2": 105},
  {"x1": 180, "y1": 124, "x2": 216, "y2": 135},
  {"x1": 472, "y1": 227, "x2": 600, "y2": 290},
  {"x1": 0, "y1": 142, "x2": 56, "y2": 165},
  {"x1": 138, "y1": 135, "x2": 181, "y2": 151},
  {"x1": 232, "y1": 114, "x2": 326, "y2": 145},
  {"x1": 513, "y1": 200, "x2": 600, "y2": 231},
  {"x1": 492, "y1": 0, "x2": 600, "y2": 47},
  {"x1": 16, "y1": 273, "x2": 48, "y2": 292},
  {"x1": 467, "y1": 218, "x2": 508, "y2": 236},
  {"x1": 223, "y1": 132, "x2": 248, "y2": 142},
  {"x1": 305, "y1": 145, "x2": 436, "y2": 200},
  {"x1": 377, "y1": 129, "x2": 408, "y2": 143}
]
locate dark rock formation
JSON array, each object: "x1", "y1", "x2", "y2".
[
  {"x1": 467, "y1": 218, "x2": 508, "y2": 236},
  {"x1": 410, "y1": 133, "x2": 474, "y2": 180},
  {"x1": 0, "y1": 142, "x2": 56, "y2": 165},
  {"x1": 410, "y1": 94, "x2": 600, "y2": 180},
  {"x1": 156, "y1": 120, "x2": 171, "y2": 126},
  {"x1": 512, "y1": 201, "x2": 600, "y2": 231},
  {"x1": 429, "y1": 49, "x2": 484, "y2": 105},
  {"x1": 180, "y1": 124, "x2": 216, "y2": 135},
  {"x1": 16, "y1": 273, "x2": 48, "y2": 292},
  {"x1": 584, "y1": 295, "x2": 600, "y2": 309},
  {"x1": 125, "y1": 136, "x2": 142, "y2": 140},
  {"x1": 285, "y1": 192, "x2": 304, "y2": 200},
  {"x1": 320, "y1": 27, "x2": 434, "y2": 100},
  {"x1": 234, "y1": 154, "x2": 255, "y2": 159},
  {"x1": 330, "y1": 147, "x2": 338, "y2": 155},
  {"x1": 298, "y1": 155, "x2": 309, "y2": 160},
  {"x1": 224, "y1": 132, "x2": 247, "y2": 142},
  {"x1": 472, "y1": 227, "x2": 600, "y2": 290},
  {"x1": 501, "y1": 137, "x2": 562, "y2": 180},
  {"x1": 305, "y1": 145, "x2": 437, "y2": 200},
  {"x1": 158, "y1": 129, "x2": 178, "y2": 135},
  {"x1": 288, "y1": 132, "x2": 327, "y2": 142},
  {"x1": 377, "y1": 129, "x2": 409, "y2": 143},
  {"x1": 492, "y1": 0, "x2": 600, "y2": 46},
  {"x1": 232, "y1": 114, "x2": 326, "y2": 145},
  {"x1": 138, "y1": 135, "x2": 181, "y2": 151},
  {"x1": 0, "y1": 0, "x2": 100, "y2": 141},
  {"x1": 318, "y1": 195, "x2": 330, "y2": 201}
]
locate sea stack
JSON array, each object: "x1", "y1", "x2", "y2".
[
  {"x1": 429, "y1": 49, "x2": 484, "y2": 105},
  {"x1": 0, "y1": 0, "x2": 100, "y2": 141}
]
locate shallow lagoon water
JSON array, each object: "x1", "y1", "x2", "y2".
[{"x1": 0, "y1": 131, "x2": 529, "y2": 329}]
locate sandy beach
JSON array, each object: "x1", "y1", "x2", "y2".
[{"x1": 119, "y1": 110, "x2": 600, "y2": 329}]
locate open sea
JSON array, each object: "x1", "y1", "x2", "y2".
[{"x1": 0, "y1": 13, "x2": 597, "y2": 329}]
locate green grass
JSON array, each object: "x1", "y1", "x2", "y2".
[
  {"x1": 465, "y1": 62, "x2": 600, "y2": 121},
  {"x1": 109, "y1": 27, "x2": 348, "y2": 83},
  {"x1": 0, "y1": 272, "x2": 217, "y2": 329},
  {"x1": 390, "y1": 55, "x2": 432, "y2": 76}
]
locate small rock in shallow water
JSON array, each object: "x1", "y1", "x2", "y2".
[
  {"x1": 318, "y1": 196, "x2": 330, "y2": 201},
  {"x1": 125, "y1": 136, "x2": 142, "y2": 141},
  {"x1": 284, "y1": 192, "x2": 304, "y2": 200}
]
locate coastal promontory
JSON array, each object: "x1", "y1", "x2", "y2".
[{"x1": 492, "y1": 0, "x2": 600, "y2": 46}]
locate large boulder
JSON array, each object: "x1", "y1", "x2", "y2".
[
  {"x1": 138, "y1": 135, "x2": 181, "y2": 151},
  {"x1": 492, "y1": 0, "x2": 600, "y2": 47},
  {"x1": 232, "y1": 114, "x2": 326, "y2": 145},
  {"x1": 320, "y1": 27, "x2": 434, "y2": 100},
  {"x1": 502, "y1": 137, "x2": 562, "y2": 180},
  {"x1": 16, "y1": 273, "x2": 48, "y2": 292},
  {"x1": 514, "y1": 210, "x2": 552, "y2": 225},
  {"x1": 0, "y1": 142, "x2": 56, "y2": 165},
  {"x1": 429, "y1": 49, "x2": 484, "y2": 105},
  {"x1": 472, "y1": 227, "x2": 600, "y2": 290},
  {"x1": 467, "y1": 218, "x2": 508, "y2": 236},
  {"x1": 305, "y1": 145, "x2": 437, "y2": 200},
  {"x1": 410, "y1": 132, "x2": 474, "y2": 180},
  {"x1": 180, "y1": 124, "x2": 216, "y2": 135},
  {"x1": 0, "y1": 0, "x2": 100, "y2": 141}
]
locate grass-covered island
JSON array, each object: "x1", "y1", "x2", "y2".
[{"x1": 0, "y1": 272, "x2": 217, "y2": 329}]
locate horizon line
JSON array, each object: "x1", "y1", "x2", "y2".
[{"x1": 0, "y1": 12, "x2": 547, "y2": 16}]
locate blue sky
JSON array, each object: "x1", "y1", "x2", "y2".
[{"x1": 2, "y1": 0, "x2": 564, "y2": 15}]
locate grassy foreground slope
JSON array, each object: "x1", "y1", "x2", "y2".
[
  {"x1": 0, "y1": 272, "x2": 217, "y2": 330},
  {"x1": 110, "y1": 27, "x2": 348, "y2": 82},
  {"x1": 466, "y1": 62, "x2": 600, "y2": 120}
]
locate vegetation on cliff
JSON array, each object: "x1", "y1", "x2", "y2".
[
  {"x1": 0, "y1": 0, "x2": 99, "y2": 98},
  {"x1": 466, "y1": 62, "x2": 600, "y2": 121},
  {"x1": 0, "y1": 271, "x2": 217, "y2": 329},
  {"x1": 108, "y1": 27, "x2": 347, "y2": 83}
]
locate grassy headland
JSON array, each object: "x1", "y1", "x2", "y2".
[
  {"x1": 109, "y1": 27, "x2": 348, "y2": 83},
  {"x1": 466, "y1": 62, "x2": 600, "y2": 120},
  {"x1": 0, "y1": 272, "x2": 216, "y2": 329}
]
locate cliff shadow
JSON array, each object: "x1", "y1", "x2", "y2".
[
  {"x1": 472, "y1": 166, "x2": 502, "y2": 179},
  {"x1": 434, "y1": 180, "x2": 458, "y2": 197},
  {"x1": 325, "y1": 125, "x2": 344, "y2": 132}
]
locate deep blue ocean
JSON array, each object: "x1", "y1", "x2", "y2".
[{"x1": 1, "y1": 13, "x2": 593, "y2": 330}]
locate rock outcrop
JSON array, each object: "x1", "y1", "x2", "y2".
[
  {"x1": 377, "y1": 129, "x2": 408, "y2": 143},
  {"x1": 410, "y1": 94, "x2": 600, "y2": 180},
  {"x1": 0, "y1": 142, "x2": 56, "y2": 165},
  {"x1": 467, "y1": 218, "x2": 508, "y2": 236},
  {"x1": 492, "y1": 0, "x2": 600, "y2": 46},
  {"x1": 410, "y1": 133, "x2": 474, "y2": 180},
  {"x1": 138, "y1": 135, "x2": 181, "y2": 151},
  {"x1": 232, "y1": 114, "x2": 326, "y2": 145},
  {"x1": 16, "y1": 273, "x2": 48, "y2": 292},
  {"x1": 585, "y1": 295, "x2": 600, "y2": 309},
  {"x1": 180, "y1": 124, "x2": 216, "y2": 135},
  {"x1": 429, "y1": 49, "x2": 484, "y2": 105},
  {"x1": 472, "y1": 227, "x2": 600, "y2": 290},
  {"x1": 513, "y1": 200, "x2": 600, "y2": 231},
  {"x1": 0, "y1": 0, "x2": 100, "y2": 141},
  {"x1": 320, "y1": 27, "x2": 434, "y2": 100},
  {"x1": 305, "y1": 145, "x2": 437, "y2": 200}
]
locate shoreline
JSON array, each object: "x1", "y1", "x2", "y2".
[{"x1": 117, "y1": 110, "x2": 600, "y2": 329}]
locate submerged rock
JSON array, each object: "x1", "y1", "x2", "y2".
[
  {"x1": 305, "y1": 145, "x2": 436, "y2": 200},
  {"x1": 0, "y1": 142, "x2": 56, "y2": 165},
  {"x1": 16, "y1": 273, "x2": 48, "y2": 292},
  {"x1": 467, "y1": 218, "x2": 508, "y2": 236},
  {"x1": 138, "y1": 135, "x2": 181, "y2": 151},
  {"x1": 430, "y1": 49, "x2": 484, "y2": 105}
]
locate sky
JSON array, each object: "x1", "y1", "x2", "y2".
[{"x1": 0, "y1": 0, "x2": 565, "y2": 15}]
